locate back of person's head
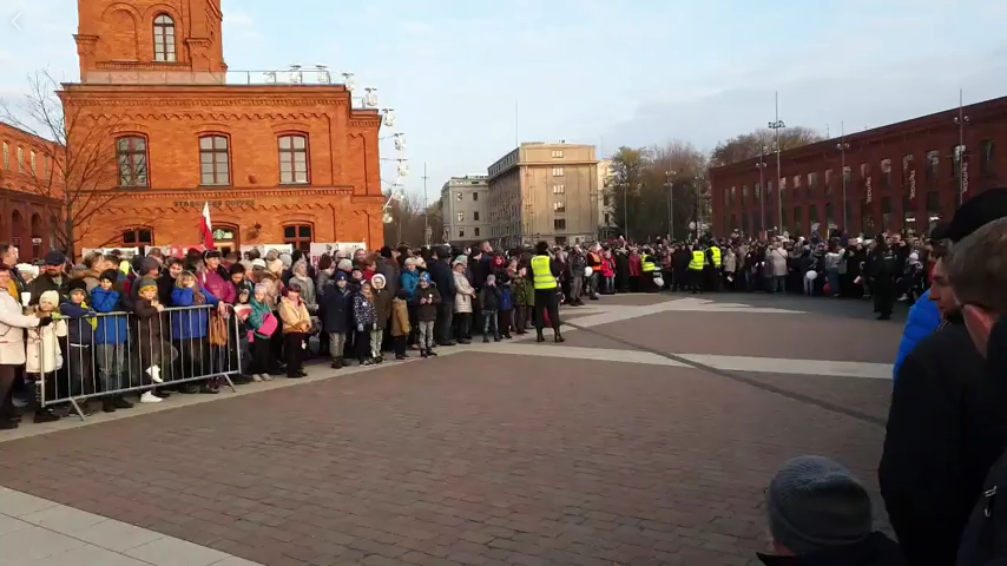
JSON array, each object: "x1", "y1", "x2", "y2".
[
  {"x1": 763, "y1": 456, "x2": 873, "y2": 557},
  {"x1": 945, "y1": 216, "x2": 1007, "y2": 360}
]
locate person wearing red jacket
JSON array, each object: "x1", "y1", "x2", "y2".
[{"x1": 200, "y1": 251, "x2": 236, "y2": 304}]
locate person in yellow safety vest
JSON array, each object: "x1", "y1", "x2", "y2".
[
  {"x1": 641, "y1": 249, "x2": 657, "y2": 293},
  {"x1": 708, "y1": 244, "x2": 722, "y2": 292},
  {"x1": 688, "y1": 245, "x2": 705, "y2": 294},
  {"x1": 528, "y1": 241, "x2": 564, "y2": 343}
]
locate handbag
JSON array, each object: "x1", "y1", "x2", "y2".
[
  {"x1": 258, "y1": 312, "x2": 278, "y2": 337},
  {"x1": 209, "y1": 312, "x2": 229, "y2": 347}
]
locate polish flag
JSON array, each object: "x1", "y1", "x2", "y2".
[{"x1": 200, "y1": 202, "x2": 216, "y2": 250}]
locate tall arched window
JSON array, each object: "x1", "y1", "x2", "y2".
[
  {"x1": 278, "y1": 135, "x2": 309, "y2": 184},
  {"x1": 117, "y1": 136, "x2": 149, "y2": 187},
  {"x1": 11, "y1": 210, "x2": 23, "y2": 248},
  {"x1": 153, "y1": 14, "x2": 176, "y2": 62},
  {"x1": 283, "y1": 224, "x2": 312, "y2": 252},
  {"x1": 199, "y1": 135, "x2": 230, "y2": 186}
]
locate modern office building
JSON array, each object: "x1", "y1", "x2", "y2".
[
  {"x1": 487, "y1": 142, "x2": 599, "y2": 247},
  {"x1": 710, "y1": 95, "x2": 1007, "y2": 237},
  {"x1": 440, "y1": 175, "x2": 490, "y2": 245}
]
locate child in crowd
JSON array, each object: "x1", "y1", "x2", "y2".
[
  {"x1": 247, "y1": 283, "x2": 277, "y2": 381},
  {"x1": 370, "y1": 274, "x2": 392, "y2": 364},
  {"x1": 479, "y1": 274, "x2": 501, "y2": 343},
  {"x1": 452, "y1": 257, "x2": 475, "y2": 344},
  {"x1": 412, "y1": 272, "x2": 440, "y2": 358},
  {"x1": 353, "y1": 281, "x2": 378, "y2": 365},
  {"x1": 322, "y1": 272, "x2": 353, "y2": 369},
  {"x1": 26, "y1": 290, "x2": 70, "y2": 419},
  {"x1": 133, "y1": 277, "x2": 175, "y2": 395},
  {"x1": 60, "y1": 281, "x2": 96, "y2": 405},
  {"x1": 93, "y1": 269, "x2": 138, "y2": 409},
  {"x1": 498, "y1": 274, "x2": 513, "y2": 340},
  {"x1": 390, "y1": 289, "x2": 411, "y2": 360},
  {"x1": 512, "y1": 267, "x2": 532, "y2": 335},
  {"x1": 279, "y1": 282, "x2": 312, "y2": 378}
]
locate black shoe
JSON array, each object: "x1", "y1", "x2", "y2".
[
  {"x1": 395, "y1": 354, "x2": 406, "y2": 361},
  {"x1": 113, "y1": 396, "x2": 134, "y2": 409},
  {"x1": 420, "y1": 349, "x2": 429, "y2": 358},
  {"x1": 483, "y1": 336, "x2": 490, "y2": 343},
  {"x1": 287, "y1": 372, "x2": 304, "y2": 379},
  {"x1": 331, "y1": 359, "x2": 342, "y2": 369},
  {"x1": 427, "y1": 349, "x2": 438, "y2": 357},
  {"x1": 33, "y1": 410, "x2": 61, "y2": 424},
  {"x1": 102, "y1": 400, "x2": 117, "y2": 413},
  {"x1": 375, "y1": 356, "x2": 384, "y2": 364},
  {"x1": 493, "y1": 336, "x2": 501, "y2": 342},
  {"x1": 554, "y1": 333, "x2": 565, "y2": 344},
  {"x1": 536, "y1": 334, "x2": 545, "y2": 343},
  {"x1": 503, "y1": 334, "x2": 512, "y2": 339},
  {"x1": 0, "y1": 419, "x2": 18, "y2": 430}
]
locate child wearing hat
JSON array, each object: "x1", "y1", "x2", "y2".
[
  {"x1": 25, "y1": 290, "x2": 70, "y2": 421},
  {"x1": 134, "y1": 277, "x2": 176, "y2": 397},
  {"x1": 61, "y1": 281, "x2": 98, "y2": 413},
  {"x1": 411, "y1": 272, "x2": 440, "y2": 358}
]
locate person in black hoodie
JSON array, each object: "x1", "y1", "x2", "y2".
[{"x1": 879, "y1": 188, "x2": 1007, "y2": 566}]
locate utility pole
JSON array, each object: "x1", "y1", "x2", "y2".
[
  {"x1": 422, "y1": 162, "x2": 429, "y2": 245},
  {"x1": 768, "y1": 92, "x2": 786, "y2": 233},
  {"x1": 664, "y1": 170, "x2": 675, "y2": 240},
  {"x1": 953, "y1": 89, "x2": 970, "y2": 207},
  {"x1": 836, "y1": 122, "x2": 850, "y2": 232},
  {"x1": 622, "y1": 181, "x2": 629, "y2": 241}
]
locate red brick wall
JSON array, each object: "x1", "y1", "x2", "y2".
[{"x1": 711, "y1": 98, "x2": 1007, "y2": 237}]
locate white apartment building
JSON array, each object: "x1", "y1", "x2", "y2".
[{"x1": 440, "y1": 175, "x2": 490, "y2": 245}]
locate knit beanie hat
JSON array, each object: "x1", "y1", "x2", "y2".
[
  {"x1": 765, "y1": 456, "x2": 872, "y2": 556},
  {"x1": 39, "y1": 290, "x2": 60, "y2": 307},
  {"x1": 99, "y1": 269, "x2": 118, "y2": 283},
  {"x1": 137, "y1": 277, "x2": 157, "y2": 292},
  {"x1": 254, "y1": 282, "x2": 270, "y2": 294},
  {"x1": 337, "y1": 259, "x2": 353, "y2": 272}
]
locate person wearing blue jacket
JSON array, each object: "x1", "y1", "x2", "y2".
[
  {"x1": 170, "y1": 270, "x2": 220, "y2": 394},
  {"x1": 91, "y1": 270, "x2": 134, "y2": 410},
  {"x1": 893, "y1": 288, "x2": 941, "y2": 379}
]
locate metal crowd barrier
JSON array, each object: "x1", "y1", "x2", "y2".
[{"x1": 30, "y1": 304, "x2": 242, "y2": 421}]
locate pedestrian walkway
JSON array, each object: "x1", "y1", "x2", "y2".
[{"x1": 0, "y1": 487, "x2": 262, "y2": 566}]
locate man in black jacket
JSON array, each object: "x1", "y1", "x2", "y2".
[
  {"x1": 428, "y1": 246, "x2": 456, "y2": 346},
  {"x1": 879, "y1": 189, "x2": 1007, "y2": 566},
  {"x1": 28, "y1": 251, "x2": 68, "y2": 305}
]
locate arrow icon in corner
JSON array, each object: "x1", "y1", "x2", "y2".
[{"x1": 12, "y1": 12, "x2": 21, "y2": 30}]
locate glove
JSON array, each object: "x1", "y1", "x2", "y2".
[
  {"x1": 37, "y1": 316, "x2": 53, "y2": 327},
  {"x1": 357, "y1": 324, "x2": 364, "y2": 332}
]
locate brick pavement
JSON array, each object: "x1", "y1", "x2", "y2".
[{"x1": 0, "y1": 349, "x2": 886, "y2": 566}]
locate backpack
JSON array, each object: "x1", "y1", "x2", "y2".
[{"x1": 958, "y1": 451, "x2": 1007, "y2": 565}]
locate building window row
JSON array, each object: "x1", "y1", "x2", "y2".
[{"x1": 116, "y1": 133, "x2": 312, "y2": 188}]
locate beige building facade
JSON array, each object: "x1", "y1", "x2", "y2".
[
  {"x1": 440, "y1": 175, "x2": 490, "y2": 245},
  {"x1": 487, "y1": 143, "x2": 599, "y2": 247}
]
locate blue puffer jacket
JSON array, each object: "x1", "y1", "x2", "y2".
[
  {"x1": 91, "y1": 288, "x2": 129, "y2": 345},
  {"x1": 401, "y1": 269, "x2": 420, "y2": 300},
  {"x1": 170, "y1": 287, "x2": 220, "y2": 341},
  {"x1": 894, "y1": 288, "x2": 942, "y2": 379}
]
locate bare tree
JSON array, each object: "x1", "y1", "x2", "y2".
[
  {"x1": 383, "y1": 191, "x2": 438, "y2": 247},
  {"x1": 1, "y1": 70, "x2": 122, "y2": 257},
  {"x1": 710, "y1": 126, "x2": 823, "y2": 167}
]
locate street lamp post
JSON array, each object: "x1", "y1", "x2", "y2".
[
  {"x1": 836, "y1": 122, "x2": 850, "y2": 232},
  {"x1": 755, "y1": 148, "x2": 767, "y2": 235},
  {"x1": 621, "y1": 182, "x2": 629, "y2": 241},
  {"x1": 953, "y1": 89, "x2": 970, "y2": 207},
  {"x1": 768, "y1": 92, "x2": 786, "y2": 234},
  {"x1": 664, "y1": 170, "x2": 676, "y2": 240},
  {"x1": 693, "y1": 174, "x2": 704, "y2": 240}
]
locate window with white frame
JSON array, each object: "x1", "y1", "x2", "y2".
[
  {"x1": 553, "y1": 201, "x2": 566, "y2": 213},
  {"x1": 456, "y1": 212, "x2": 464, "y2": 222},
  {"x1": 552, "y1": 167, "x2": 564, "y2": 177},
  {"x1": 551, "y1": 150, "x2": 564, "y2": 158},
  {"x1": 552, "y1": 184, "x2": 565, "y2": 194}
]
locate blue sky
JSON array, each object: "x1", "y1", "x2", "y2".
[{"x1": 2, "y1": 0, "x2": 1005, "y2": 205}]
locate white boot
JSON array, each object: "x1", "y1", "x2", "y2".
[
  {"x1": 146, "y1": 365, "x2": 163, "y2": 384},
  {"x1": 140, "y1": 391, "x2": 163, "y2": 404}
]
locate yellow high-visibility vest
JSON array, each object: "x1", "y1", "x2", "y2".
[
  {"x1": 530, "y1": 255, "x2": 557, "y2": 289},
  {"x1": 710, "y1": 246, "x2": 722, "y2": 268},
  {"x1": 641, "y1": 254, "x2": 656, "y2": 272},
  {"x1": 689, "y1": 250, "x2": 705, "y2": 271}
]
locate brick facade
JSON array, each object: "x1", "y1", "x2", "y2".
[
  {"x1": 0, "y1": 124, "x2": 63, "y2": 262},
  {"x1": 64, "y1": 0, "x2": 383, "y2": 255},
  {"x1": 710, "y1": 96, "x2": 1007, "y2": 238}
]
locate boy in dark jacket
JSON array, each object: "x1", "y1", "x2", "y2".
[
  {"x1": 479, "y1": 274, "x2": 501, "y2": 343},
  {"x1": 498, "y1": 273, "x2": 514, "y2": 339},
  {"x1": 411, "y1": 272, "x2": 440, "y2": 357},
  {"x1": 60, "y1": 281, "x2": 96, "y2": 413},
  {"x1": 321, "y1": 272, "x2": 353, "y2": 369}
]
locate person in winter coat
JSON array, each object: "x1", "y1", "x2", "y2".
[
  {"x1": 353, "y1": 281, "x2": 378, "y2": 365},
  {"x1": 479, "y1": 274, "x2": 502, "y2": 342},
  {"x1": 429, "y1": 247, "x2": 457, "y2": 346},
  {"x1": 170, "y1": 271, "x2": 221, "y2": 394},
  {"x1": 246, "y1": 283, "x2": 277, "y2": 380},
  {"x1": 370, "y1": 274, "x2": 393, "y2": 363},
  {"x1": 0, "y1": 265, "x2": 51, "y2": 429},
  {"x1": 60, "y1": 282, "x2": 96, "y2": 408},
  {"x1": 512, "y1": 268, "x2": 533, "y2": 335},
  {"x1": 92, "y1": 269, "x2": 140, "y2": 408},
  {"x1": 133, "y1": 278, "x2": 176, "y2": 397},
  {"x1": 893, "y1": 288, "x2": 941, "y2": 379},
  {"x1": 390, "y1": 289, "x2": 411, "y2": 360},
  {"x1": 452, "y1": 257, "x2": 475, "y2": 344},
  {"x1": 279, "y1": 282, "x2": 312, "y2": 378},
  {"x1": 498, "y1": 274, "x2": 514, "y2": 339},
  {"x1": 768, "y1": 244, "x2": 789, "y2": 293},
  {"x1": 758, "y1": 456, "x2": 906, "y2": 566},
  {"x1": 322, "y1": 272, "x2": 353, "y2": 369},
  {"x1": 201, "y1": 251, "x2": 236, "y2": 304},
  {"x1": 289, "y1": 260, "x2": 317, "y2": 314},
  {"x1": 411, "y1": 272, "x2": 440, "y2": 358}
]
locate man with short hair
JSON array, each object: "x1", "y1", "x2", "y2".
[
  {"x1": 880, "y1": 188, "x2": 1007, "y2": 566},
  {"x1": 944, "y1": 217, "x2": 1007, "y2": 565},
  {"x1": 28, "y1": 250, "x2": 67, "y2": 304}
]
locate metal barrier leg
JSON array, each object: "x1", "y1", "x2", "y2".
[{"x1": 66, "y1": 398, "x2": 87, "y2": 422}]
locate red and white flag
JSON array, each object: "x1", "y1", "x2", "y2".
[{"x1": 200, "y1": 202, "x2": 216, "y2": 250}]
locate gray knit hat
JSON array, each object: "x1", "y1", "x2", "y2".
[{"x1": 765, "y1": 456, "x2": 872, "y2": 555}]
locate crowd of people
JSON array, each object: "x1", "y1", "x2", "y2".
[{"x1": 1, "y1": 189, "x2": 1006, "y2": 565}]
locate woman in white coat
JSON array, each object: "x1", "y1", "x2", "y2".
[{"x1": 0, "y1": 265, "x2": 52, "y2": 430}]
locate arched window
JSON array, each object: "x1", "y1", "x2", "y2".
[
  {"x1": 199, "y1": 135, "x2": 230, "y2": 186},
  {"x1": 122, "y1": 228, "x2": 153, "y2": 247},
  {"x1": 283, "y1": 224, "x2": 312, "y2": 252},
  {"x1": 278, "y1": 135, "x2": 309, "y2": 185},
  {"x1": 11, "y1": 210, "x2": 23, "y2": 248},
  {"x1": 153, "y1": 14, "x2": 176, "y2": 62},
  {"x1": 116, "y1": 136, "x2": 149, "y2": 187}
]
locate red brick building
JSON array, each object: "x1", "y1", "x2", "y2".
[
  {"x1": 0, "y1": 124, "x2": 62, "y2": 262},
  {"x1": 710, "y1": 96, "x2": 1007, "y2": 238},
  {"x1": 62, "y1": 0, "x2": 384, "y2": 255}
]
